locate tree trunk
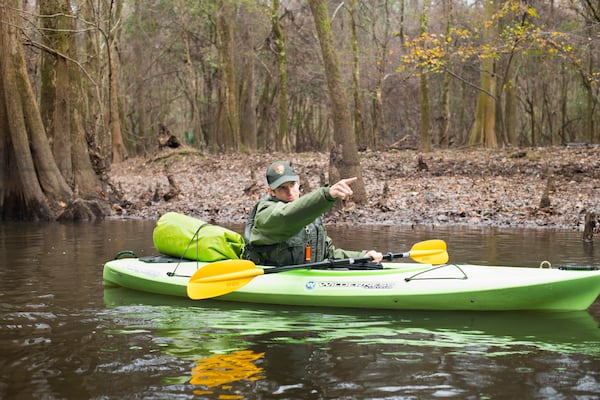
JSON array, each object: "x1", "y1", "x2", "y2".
[
  {"x1": 130, "y1": 0, "x2": 153, "y2": 153},
  {"x1": 349, "y1": 0, "x2": 365, "y2": 149},
  {"x1": 559, "y1": 61, "x2": 569, "y2": 143},
  {"x1": 469, "y1": 0, "x2": 498, "y2": 148},
  {"x1": 216, "y1": 0, "x2": 240, "y2": 151},
  {"x1": 79, "y1": 0, "x2": 107, "y2": 159},
  {"x1": 419, "y1": 73, "x2": 432, "y2": 152},
  {"x1": 39, "y1": 0, "x2": 57, "y2": 157},
  {"x1": 439, "y1": 0, "x2": 453, "y2": 148},
  {"x1": 272, "y1": 0, "x2": 290, "y2": 152},
  {"x1": 0, "y1": 0, "x2": 72, "y2": 219},
  {"x1": 584, "y1": 52, "x2": 595, "y2": 143},
  {"x1": 440, "y1": 71, "x2": 451, "y2": 148},
  {"x1": 204, "y1": 59, "x2": 219, "y2": 153},
  {"x1": 109, "y1": 33, "x2": 128, "y2": 162},
  {"x1": 175, "y1": 0, "x2": 205, "y2": 150},
  {"x1": 100, "y1": 0, "x2": 128, "y2": 163},
  {"x1": 308, "y1": 0, "x2": 367, "y2": 203},
  {"x1": 418, "y1": 0, "x2": 432, "y2": 152},
  {"x1": 40, "y1": 0, "x2": 73, "y2": 185},
  {"x1": 505, "y1": 76, "x2": 517, "y2": 145},
  {"x1": 256, "y1": 74, "x2": 276, "y2": 149},
  {"x1": 369, "y1": 0, "x2": 391, "y2": 149},
  {"x1": 240, "y1": 57, "x2": 257, "y2": 151},
  {"x1": 39, "y1": 0, "x2": 104, "y2": 197}
]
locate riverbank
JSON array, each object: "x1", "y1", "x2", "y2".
[{"x1": 108, "y1": 146, "x2": 599, "y2": 233}]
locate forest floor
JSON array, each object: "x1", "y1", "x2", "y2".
[{"x1": 108, "y1": 145, "x2": 600, "y2": 234}]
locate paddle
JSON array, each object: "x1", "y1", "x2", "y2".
[{"x1": 187, "y1": 239, "x2": 448, "y2": 300}]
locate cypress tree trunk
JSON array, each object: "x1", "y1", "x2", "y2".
[
  {"x1": 0, "y1": 0, "x2": 72, "y2": 219},
  {"x1": 40, "y1": 0, "x2": 72, "y2": 183},
  {"x1": 39, "y1": 0, "x2": 103, "y2": 196}
]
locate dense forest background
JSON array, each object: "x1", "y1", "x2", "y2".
[{"x1": 0, "y1": 0, "x2": 599, "y2": 220}]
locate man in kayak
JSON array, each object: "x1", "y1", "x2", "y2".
[{"x1": 244, "y1": 160, "x2": 383, "y2": 266}]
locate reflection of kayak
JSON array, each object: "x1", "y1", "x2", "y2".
[
  {"x1": 103, "y1": 286, "x2": 600, "y2": 357},
  {"x1": 102, "y1": 255, "x2": 600, "y2": 311}
]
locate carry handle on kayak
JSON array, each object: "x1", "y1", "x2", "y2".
[{"x1": 186, "y1": 239, "x2": 448, "y2": 300}]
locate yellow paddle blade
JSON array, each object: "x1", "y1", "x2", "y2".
[
  {"x1": 411, "y1": 239, "x2": 447, "y2": 252},
  {"x1": 187, "y1": 260, "x2": 263, "y2": 300},
  {"x1": 409, "y1": 249, "x2": 449, "y2": 265},
  {"x1": 408, "y1": 240, "x2": 448, "y2": 264}
]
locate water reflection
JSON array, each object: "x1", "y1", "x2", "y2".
[
  {"x1": 101, "y1": 286, "x2": 600, "y2": 398},
  {"x1": 104, "y1": 287, "x2": 600, "y2": 358},
  {"x1": 188, "y1": 350, "x2": 265, "y2": 397}
]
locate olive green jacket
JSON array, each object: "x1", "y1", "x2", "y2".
[{"x1": 244, "y1": 187, "x2": 366, "y2": 266}]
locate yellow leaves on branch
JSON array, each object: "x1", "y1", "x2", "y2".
[
  {"x1": 400, "y1": 27, "x2": 480, "y2": 73},
  {"x1": 398, "y1": 0, "x2": 583, "y2": 77},
  {"x1": 493, "y1": 1, "x2": 539, "y2": 22},
  {"x1": 400, "y1": 36, "x2": 448, "y2": 73}
]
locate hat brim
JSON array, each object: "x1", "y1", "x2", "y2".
[{"x1": 269, "y1": 175, "x2": 298, "y2": 190}]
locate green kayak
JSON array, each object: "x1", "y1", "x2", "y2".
[{"x1": 102, "y1": 255, "x2": 600, "y2": 311}]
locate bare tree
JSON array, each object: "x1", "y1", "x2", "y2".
[
  {"x1": 348, "y1": 0, "x2": 365, "y2": 149},
  {"x1": 271, "y1": 0, "x2": 291, "y2": 151},
  {"x1": 215, "y1": 0, "x2": 240, "y2": 151},
  {"x1": 307, "y1": 0, "x2": 367, "y2": 203},
  {"x1": 418, "y1": 0, "x2": 433, "y2": 152},
  {"x1": 439, "y1": 0, "x2": 453, "y2": 148}
]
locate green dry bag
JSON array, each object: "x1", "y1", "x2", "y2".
[{"x1": 153, "y1": 212, "x2": 244, "y2": 261}]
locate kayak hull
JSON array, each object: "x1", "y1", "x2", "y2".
[{"x1": 102, "y1": 257, "x2": 600, "y2": 311}]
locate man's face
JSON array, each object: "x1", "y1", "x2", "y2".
[{"x1": 270, "y1": 181, "x2": 300, "y2": 202}]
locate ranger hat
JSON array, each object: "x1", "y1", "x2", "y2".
[{"x1": 266, "y1": 161, "x2": 298, "y2": 190}]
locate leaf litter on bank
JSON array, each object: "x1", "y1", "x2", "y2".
[{"x1": 108, "y1": 146, "x2": 600, "y2": 232}]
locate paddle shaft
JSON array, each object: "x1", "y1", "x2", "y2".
[
  {"x1": 262, "y1": 251, "x2": 412, "y2": 274},
  {"x1": 191, "y1": 252, "x2": 409, "y2": 284}
]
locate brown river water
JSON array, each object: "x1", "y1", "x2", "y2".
[{"x1": 1, "y1": 219, "x2": 599, "y2": 399}]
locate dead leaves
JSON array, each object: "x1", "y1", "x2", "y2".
[{"x1": 108, "y1": 146, "x2": 600, "y2": 230}]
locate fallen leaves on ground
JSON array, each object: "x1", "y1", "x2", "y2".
[{"x1": 108, "y1": 146, "x2": 600, "y2": 232}]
